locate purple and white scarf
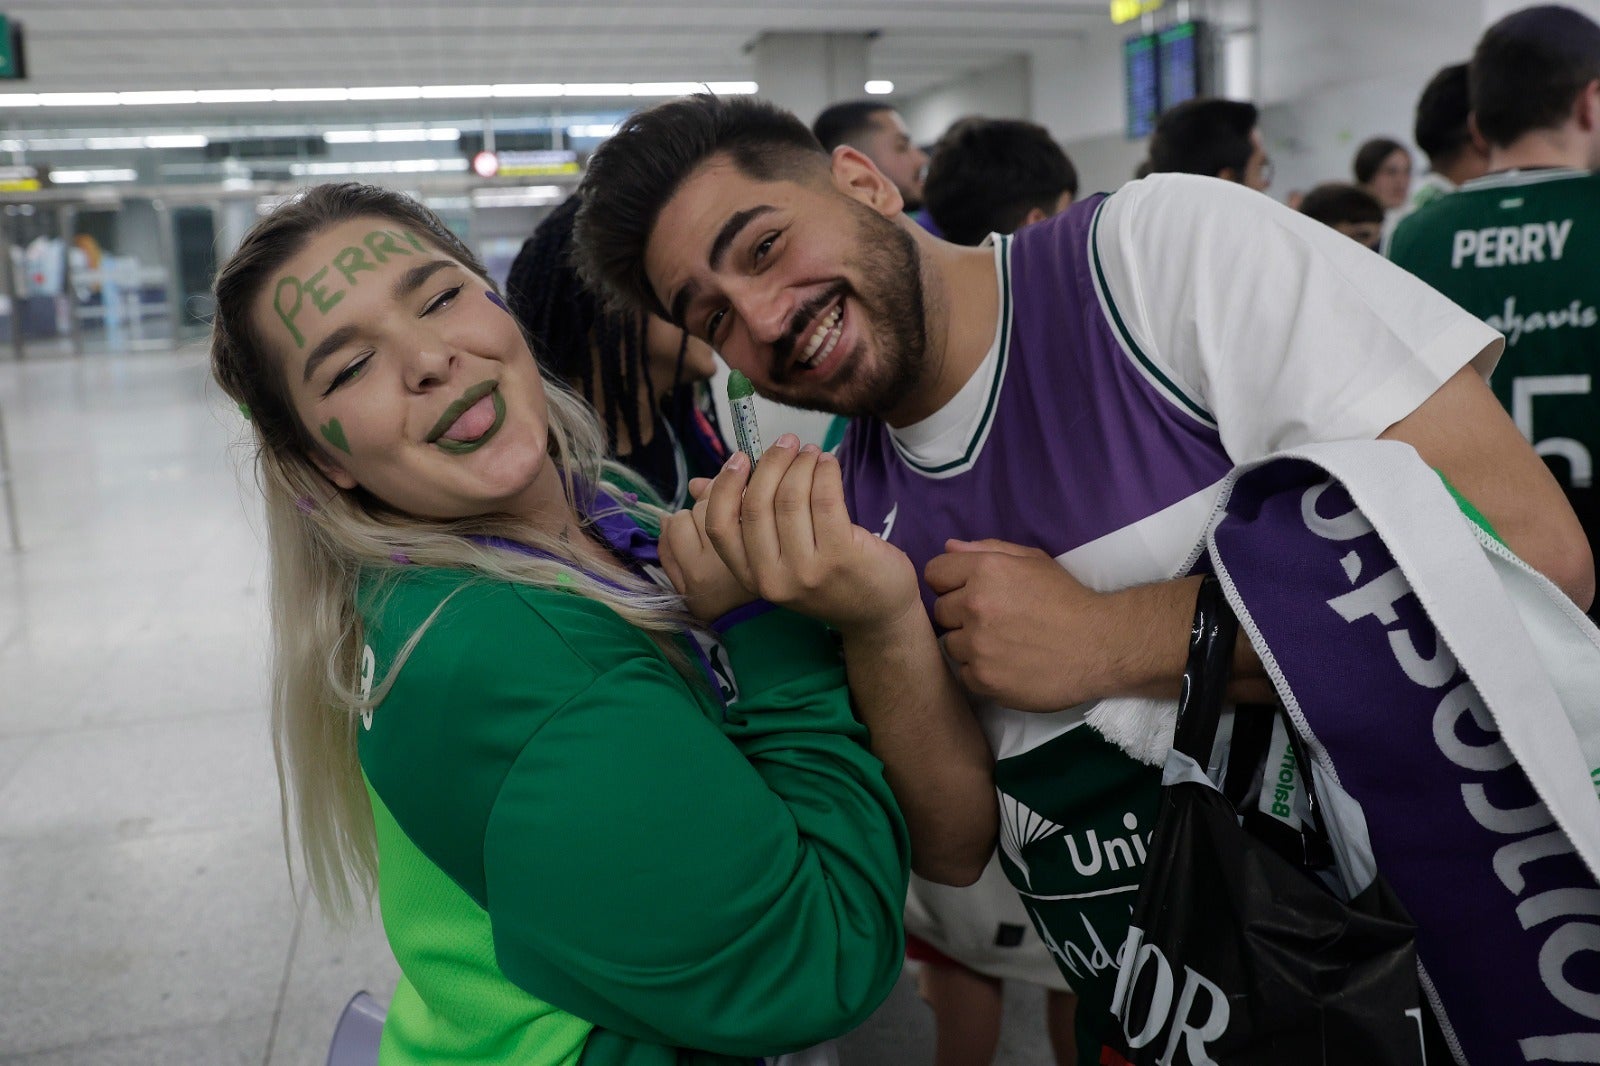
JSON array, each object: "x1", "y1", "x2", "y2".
[{"x1": 1197, "y1": 441, "x2": 1600, "y2": 1065}]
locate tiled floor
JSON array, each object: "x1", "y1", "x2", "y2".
[{"x1": 0, "y1": 350, "x2": 1055, "y2": 1065}]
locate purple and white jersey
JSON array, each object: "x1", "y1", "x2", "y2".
[{"x1": 837, "y1": 173, "x2": 1499, "y2": 1047}]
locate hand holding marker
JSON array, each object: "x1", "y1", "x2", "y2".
[{"x1": 727, "y1": 370, "x2": 764, "y2": 470}]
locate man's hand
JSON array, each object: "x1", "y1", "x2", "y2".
[
  {"x1": 702, "y1": 435, "x2": 921, "y2": 637},
  {"x1": 927, "y1": 538, "x2": 1126, "y2": 710},
  {"x1": 658, "y1": 493, "x2": 756, "y2": 623},
  {"x1": 928, "y1": 540, "x2": 1273, "y2": 709}
]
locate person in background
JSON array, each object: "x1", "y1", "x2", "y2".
[
  {"x1": 813, "y1": 100, "x2": 930, "y2": 212},
  {"x1": 1146, "y1": 97, "x2": 1272, "y2": 190},
  {"x1": 1388, "y1": 3, "x2": 1600, "y2": 619},
  {"x1": 505, "y1": 193, "x2": 727, "y2": 508},
  {"x1": 1353, "y1": 136, "x2": 1414, "y2": 210},
  {"x1": 923, "y1": 118, "x2": 1079, "y2": 247},
  {"x1": 209, "y1": 180, "x2": 991, "y2": 1064},
  {"x1": 1408, "y1": 62, "x2": 1491, "y2": 215},
  {"x1": 898, "y1": 111, "x2": 1082, "y2": 1066},
  {"x1": 1298, "y1": 182, "x2": 1386, "y2": 250}
]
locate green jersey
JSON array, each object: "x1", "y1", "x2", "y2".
[{"x1": 1388, "y1": 168, "x2": 1600, "y2": 566}]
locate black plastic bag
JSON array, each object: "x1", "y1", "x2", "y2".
[{"x1": 1100, "y1": 577, "x2": 1443, "y2": 1066}]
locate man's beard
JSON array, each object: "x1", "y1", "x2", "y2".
[{"x1": 764, "y1": 202, "x2": 928, "y2": 420}]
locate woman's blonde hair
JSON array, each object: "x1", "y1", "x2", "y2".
[{"x1": 211, "y1": 183, "x2": 694, "y2": 919}]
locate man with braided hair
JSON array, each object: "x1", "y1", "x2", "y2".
[{"x1": 506, "y1": 192, "x2": 728, "y2": 507}]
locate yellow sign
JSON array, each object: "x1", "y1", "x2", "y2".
[
  {"x1": 0, "y1": 178, "x2": 39, "y2": 192},
  {"x1": 498, "y1": 161, "x2": 580, "y2": 178},
  {"x1": 1110, "y1": 0, "x2": 1164, "y2": 24}
]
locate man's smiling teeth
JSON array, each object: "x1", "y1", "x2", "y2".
[{"x1": 799, "y1": 305, "x2": 843, "y2": 367}]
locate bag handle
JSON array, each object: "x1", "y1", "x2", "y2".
[{"x1": 1172, "y1": 575, "x2": 1239, "y2": 764}]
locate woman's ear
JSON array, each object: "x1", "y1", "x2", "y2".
[{"x1": 828, "y1": 145, "x2": 905, "y2": 217}]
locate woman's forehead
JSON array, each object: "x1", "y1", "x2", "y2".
[{"x1": 262, "y1": 218, "x2": 440, "y2": 352}]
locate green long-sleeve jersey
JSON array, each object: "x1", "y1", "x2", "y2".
[{"x1": 356, "y1": 565, "x2": 910, "y2": 1065}]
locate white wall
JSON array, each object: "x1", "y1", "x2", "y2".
[{"x1": 901, "y1": 59, "x2": 1033, "y2": 144}]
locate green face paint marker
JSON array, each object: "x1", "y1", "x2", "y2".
[
  {"x1": 727, "y1": 370, "x2": 763, "y2": 470},
  {"x1": 319, "y1": 418, "x2": 352, "y2": 455}
]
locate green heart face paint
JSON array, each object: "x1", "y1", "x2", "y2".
[{"x1": 319, "y1": 418, "x2": 352, "y2": 455}]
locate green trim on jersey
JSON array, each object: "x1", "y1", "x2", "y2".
[
  {"x1": 1088, "y1": 198, "x2": 1217, "y2": 428},
  {"x1": 890, "y1": 234, "x2": 1014, "y2": 476}
]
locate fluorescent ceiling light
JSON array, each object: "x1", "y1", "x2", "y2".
[
  {"x1": 41, "y1": 93, "x2": 122, "y2": 107},
  {"x1": 864, "y1": 80, "x2": 895, "y2": 95},
  {"x1": 562, "y1": 84, "x2": 632, "y2": 97},
  {"x1": 272, "y1": 87, "x2": 350, "y2": 102},
  {"x1": 144, "y1": 134, "x2": 209, "y2": 148},
  {"x1": 491, "y1": 84, "x2": 564, "y2": 98},
  {"x1": 472, "y1": 185, "x2": 567, "y2": 208},
  {"x1": 347, "y1": 86, "x2": 422, "y2": 101},
  {"x1": 0, "y1": 82, "x2": 759, "y2": 112},
  {"x1": 323, "y1": 127, "x2": 459, "y2": 144},
  {"x1": 84, "y1": 136, "x2": 144, "y2": 150},
  {"x1": 289, "y1": 157, "x2": 470, "y2": 176},
  {"x1": 196, "y1": 89, "x2": 273, "y2": 104},
  {"x1": 51, "y1": 168, "x2": 138, "y2": 183},
  {"x1": 567, "y1": 123, "x2": 620, "y2": 138},
  {"x1": 419, "y1": 85, "x2": 493, "y2": 99},
  {"x1": 119, "y1": 91, "x2": 200, "y2": 106}
]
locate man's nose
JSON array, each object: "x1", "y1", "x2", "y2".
[{"x1": 732, "y1": 281, "x2": 795, "y2": 347}]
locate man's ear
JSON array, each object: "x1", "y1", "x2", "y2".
[
  {"x1": 1467, "y1": 112, "x2": 1491, "y2": 157},
  {"x1": 1575, "y1": 79, "x2": 1600, "y2": 133},
  {"x1": 309, "y1": 447, "x2": 359, "y2": 491},
  {"x1": 828, "y1": 145, "x2": 905, "y2": 216}
]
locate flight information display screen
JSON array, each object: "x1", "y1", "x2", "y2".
[
  {"x1": 1124, "y1": 32, "x2": 1160, "y2": 139},
  {"x1": 1124, "y1": 20, "x2": 1211, "y2": 140},
  {"x1": 1158, "y1": 21, "x2": 1202, "y2": 111}
]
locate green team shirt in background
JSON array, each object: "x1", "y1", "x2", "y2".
[{"x1": 1388, "y1": 168, "x2": 1600, "y2": 568}]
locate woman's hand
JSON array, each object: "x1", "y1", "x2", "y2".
[
  {"x1": 658, "y1": 492, "x2": 757, "y2": 623},
  {"x1": 702, "y1": 435, "x2": 921, "y2": 638}
]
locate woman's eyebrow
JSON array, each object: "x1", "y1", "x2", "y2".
[
  {"x1": 302, "y1": 324, "x2": 360, "y2": 384},
  {"x1": 391, "y1": 259, "x2": 455, "y2": 302}
]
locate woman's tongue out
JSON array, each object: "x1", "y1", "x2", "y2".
[{"x1": 441, "y1": 393, "x2": 496, "y2": 443}]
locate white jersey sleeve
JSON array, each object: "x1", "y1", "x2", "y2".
[{"x1": 1091, "y1": 173, "x2": 1503, "y2": 463}]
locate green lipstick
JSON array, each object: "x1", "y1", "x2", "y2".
[{"x1": 428, "y1": 381, "x2": 506, "y2": 454}]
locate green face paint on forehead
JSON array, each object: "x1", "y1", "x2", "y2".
[
  {"x1": 319, "y1": 417, "x2": 352, "y2": 456},
  {"x1": 272, "y1": 226, "x2": 436, "y2": 350}
]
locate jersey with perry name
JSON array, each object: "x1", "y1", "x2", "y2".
[
  {"x1": 838, "y1": 172, "x2": 1499, "y2": 1053},
  {"x1": 1388, "y1": 168, "x2": 1599, "y2": 565}
]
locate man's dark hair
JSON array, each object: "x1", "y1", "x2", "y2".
[
  {"x1": 1352, "y1": 137, "x2": 1408, "y2": 184},
  {"x1": 1147, "y1": 98, "x2": 1259, "y2": 179},
  {"x1": 1298, "y1": 182, "x2": 1384, "y2": 227},
  {"x1": 923, "y1": 118, "x2": 1079, "y2": 246},
  {"x1": 1472, "y1": 4, "x2": 1600, "y2": 146},
  {"x1": 813, "y1": 100, "x2": 895, "y2": 151},
  {"x1": 1414, "y1": 63, "x2": 1474, "y2": 168},
  {"x1": 576, "y1": 93, "x2": 829, "y2": 317}
]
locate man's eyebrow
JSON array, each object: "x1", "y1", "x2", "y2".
[
  {"x1": 392, "y1": 259, "x2": 455, "y2": 302},
  {"x1": 708, "y1": 205, "x2": 776, "y2": 272},
  {"x1": 301, "y1": 324, "x2": 359, "y2": 385}
]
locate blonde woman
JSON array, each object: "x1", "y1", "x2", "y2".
[{"x1": 210, "y1": 183, "x2": 927, "y2": 1065}]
